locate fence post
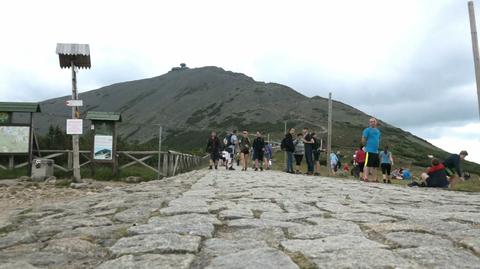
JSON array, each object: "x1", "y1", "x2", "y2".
[
  {"x1": 8, "y1": 155, "x2": 14, "y2": 170},
  {"x1": 163, "y1": 153, "x2": 168, "y2": 177}
]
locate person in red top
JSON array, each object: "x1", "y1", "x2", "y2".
[
  {"x1": 408, "y1": 158, "x2": 449, "y2": 188},
  {"x1": 354, "y1": 146, "x2": 366, "y2": 180}
]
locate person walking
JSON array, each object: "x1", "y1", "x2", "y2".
[
  {"x1": 293, "y1": 133, "x2": 304, "y2": 174},
  {"x1": 379, "y1": 146, "x2": 394, "y2": 183},
  {"x1": 206, "y1": 131, "x2": 221, "y2": 169},
  {"x1": 284, "y1": 128, "x2": 296, "y2": 173},
  {"x1": 330, "y1": 151, "x2": 338, "y2": 176},
  {"x1": 224, "y1": 130, "x2": 238, "y2": 170},
  {"x1": 239, "y1": 130, "x2": 251, "y2": 171},
  {"x1": 443, "y1": 150, "x2": 468, "y2": 188},
  {"x1": 264, "y1": 140, "x2": 273, "y2": 170},
  {"x1": 252, "y1": 131, "x2": 265, "y2": 171},
  {"x1": 303, "y1": 127, "x2": 314, "y2": 175},
  {"x1": 354, "y1": 146, "x2": 366, "y2": 179},
  {"x1": 312, "y1": 133, "x2": 322, "y2": 176},
  {"x1": 362, "y1": 118, "x2": 381, "y2": 182}
]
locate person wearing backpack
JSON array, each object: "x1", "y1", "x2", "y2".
[
  {"x1": 224, "y1": 130, "x2": 238, "y2": 171},
  {"x1": 284, "y1": 128, "x2": 296, "y2": 174},
  {"x1": 312, "y1": 132, "x2": 322, "y2": 176},
  {"x1": 263, "y1": 139, "x2": 273, "y2": 170},
  {"x1": 294, "y1": 133, "x2": 304, "y2": 174},
  {"x1": 252, "y1": 131, "x2": 265, "y2": 171},
  {"x1": 379, "y1": 146, "x2": 394, "y2": 183},
  {"x1": 238, "y1": 130, "x2": 251, "y2": 171},
  {"x1": 206, "y1": 131, "x2": 221, "y2": 169}
]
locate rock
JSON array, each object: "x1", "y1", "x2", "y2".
[
  {"x1": 44, "y1": 237, "x2": 108, "y2": 258},
  {"x1": 309, "y1": 248, "x2": 417, "y2": 269},
  {"x1": 287, "y1": 218, "x2": 363, "y2": 239},
  {"x1": 113, "y1": 206, "x2": 152, "y2": 223},
  {"x1": 206, "y1": 247, "x2": 299, "y2": 269},
  {"x1": 129, "y1": 213, "x2": 221, "y2": 238},
  {"x1": 160, "y1": 197, "x2": 209, "y2": 215},
  {"x1": 384, "y1": 231, "x2": 453, "y2": 248},
  {"x1": 219, "y1": 208, "x2": 254, "y2": 220},
  {"x1": 0, "y1": 261, "x2": 40, "y2": 269},
  {"x1": 217, "y1": 227, "x2": 286, "y2": 247},
  {"x1": 18, "y1": 176, "x2": 31, "y2": 182},
  {"x1": 70, "y1": 182, "x2": 89, "y2": 189},
  {"x1": 124, "y1": 176, "x2": 143, "y2": 183},
  {"x1": 96, "y1": 254, "x2": 195, "y2": 269},
  {"x1": 104, "y1": 186, "x2": 113, "y2": 191},
  {"x1": 110, "y1": 233, "x2": 201, "y2": 255},
  {"x1": 280, "y1": 235, "x2": 388, "y2": 256},
  {"x1": 0, "y1": 230, "x2": 37, "y2": 250},
  {"x1": 203, "y1": 238, "x2": 269, "y2": 257},
  {"x1": 396, "y1": 246, "x2": 480, "y2": 268},
  {"x1": 44, "y1": 176, "x2": 57, "y2": 185}
]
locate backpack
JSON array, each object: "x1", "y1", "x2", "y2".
[
  {"x1": 223, "y1": 134, "x2": 233, "y2": 147},
  {"x1": 280, "y1": 138, "x2": 287, "y2": 151}
]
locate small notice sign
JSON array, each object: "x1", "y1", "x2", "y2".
[
  {"x1": 66, "y1": 100, "x2": 83, "y2": 107},
  {"x1": 66, "y1": 119, "x2": 83, "y2": 134}
]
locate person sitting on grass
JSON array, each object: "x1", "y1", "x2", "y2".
[{"x1": 408, "y1": 158, "x2": 449, "y2": 188}]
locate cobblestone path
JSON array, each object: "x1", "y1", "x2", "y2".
[{"x1": 1, "y1": 169, "x2": 479, "y2": 268}]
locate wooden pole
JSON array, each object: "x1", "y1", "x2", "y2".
[
  {"x1": 157, "y1": 126, "x2": 162, "y2": 180},
  {"x1": 284, "y1": 121, "x2": 287, "y2": 171},
  {"x1": 327, "y1": 92, "x2": 333, "y2": 176},
  {"x1": 71, "y1": 61, "x2": 81, "y2": 182},
  {"x1": 468, "y1": 1, "x2": 480, "y2": 119}
]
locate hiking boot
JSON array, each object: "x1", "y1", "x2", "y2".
[
  {"x1": 209, "y1": 166, "x2": 213, "y2": 170},
  {"x1": 314, "y1": 172, "x2": 320, "y2": 176},
  {"x1": 260, "y1": 167, "x2": 263, "y2": 171},
  {"x1": 214, "y1": 165, "x2": 218, "y2": 170},
  {"x1": 383, "y1": 179, "x2": 386, "y2": 183},
  {"x1": 228, "y1": 167, "x2": 235, "y2": 171},
  {"x1": 255, "y1": 168, "x2": 258, "y2": 171},
  {"x1": 387, "y1": 179, "x2": 391, "y2": 184}
]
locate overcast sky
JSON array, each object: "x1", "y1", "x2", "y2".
[{"x1": 0, "y1": 0, "x2": 479, "y2": 164}]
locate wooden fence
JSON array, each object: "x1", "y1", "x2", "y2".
[{"x1": 0, "y1": 150, "x2": 209, "y2": 178}]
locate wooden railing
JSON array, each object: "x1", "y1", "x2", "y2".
[{"x1": 0, "y1": 150, "x2": 209, "y2": 178}]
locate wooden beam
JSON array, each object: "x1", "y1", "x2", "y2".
[
  {"x1": 120, "y1": 155, "x2": 153, "y2": 169},
  {"x1": 122, "y1": 152, "x2": 159, "y2": 173}
]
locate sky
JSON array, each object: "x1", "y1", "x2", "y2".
[{"x1": 0, "y1": 0, "x2": 479, "y2": 164}]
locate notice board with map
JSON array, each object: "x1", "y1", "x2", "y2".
[{"x1": 0, "y1": 126, "x2": 30, "y2": 153}]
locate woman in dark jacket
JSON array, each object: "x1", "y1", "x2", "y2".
[
  {"x1": 284, "y1": 128, "x2": 296, "y2": 173},
  {"x1": 206, "y1": 131, "x2": 221, "y2": 169}
]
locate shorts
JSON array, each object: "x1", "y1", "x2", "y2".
[
  {"x1": 381, "y1": 163, "x2": 391, "y2": 175},
  {"x1": 241, "y1": 148, "x2": 250, "y2": 155},
  {"x1": 294, "y1": 154, "x2": 303, "y2": 165},
  {"x1": 357, "y1": 162, "x2": 365, "y2": 171},
  {"x1": 254, "y1": 150, "x2": 264, "y2": 161},
  {"x1": 330, "y1": 162, "x2": 337, "y2": 170},
  {"x1": 365, "y1": 152, "x2": 379, "y2": 168},
  {"x1": 445, "y1": 167, "x2": 455, "y2": 177},
  {"x1": 210, "y1": 151, "x2": 220, "y2": 161},
  {"x1": 313, "y1": 151, "x2": 320, "y2": 161}
]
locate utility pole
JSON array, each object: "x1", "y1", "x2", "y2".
[
  {"x1": 468, "y1": 1, "x2": 480, "y2": 119},
  {"x1": 284, "y1": 121, "x2": 287, "y2": 171},
  {"x1": 327, "y1": 92, "x2": 333, "y2": 176},
  {"x1": 157, "y1": 126, "x2": 163, "y2": 180}
]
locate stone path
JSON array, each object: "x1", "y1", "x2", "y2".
[{"x1": 1, "y1": 169, "x2": 480, "y2": 268}]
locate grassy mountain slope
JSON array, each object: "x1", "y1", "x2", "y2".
[{"x1": 34, "y1": 66, "x2": 480, "y2": 174}]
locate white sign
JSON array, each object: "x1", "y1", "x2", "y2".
[
  {"x1": 94, "y1": 135, "x2": 113, "y2": 160},
  {"x1": 66, "y1": 119, "x2": 83, "y2": 134},
  {"x1": 66, "y1": 100, "x2": 83, "y2": 107}
]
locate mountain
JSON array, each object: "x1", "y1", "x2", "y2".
[{"x1": 34, "y1": 66, "x2": 480, "y2": 172}]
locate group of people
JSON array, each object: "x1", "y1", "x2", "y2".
[
  {"x1": 205, "y1": 130, "x2": 273, "y2": 171},
  {"x1": 206, "y1": 117, "x2": 470, "y2": 189}
]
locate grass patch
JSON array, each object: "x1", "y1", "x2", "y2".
[
  {"x1": 114, "y1": 227, "x2": 129, "y2": 239},
  {"x1": 287, "y1": 251, "x2": 317, "y2": 269}
]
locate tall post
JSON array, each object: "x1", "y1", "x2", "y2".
[
  {"x1": 468, "y1": 1, "x2": 480, "y2": 119},
  {"x1": 71, "y1": 61, "x2": 81, "y2": 182},
  {"x1": 327, "y1": 92, "x2": 333, "y2": 176},
  {"x1": 284, "y1": 121, "x2": 287, "y2": 171},
  {"x1": 157, "y1": 126, "x2": 163, "y2": 180}
]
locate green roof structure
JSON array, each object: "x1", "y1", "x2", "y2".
[
  {"x1": 85, "y1": 111, "x2": 121, "y2": 122},
  {"x1": 0, "y1": 102, "x2": 41, "y2": 112}
]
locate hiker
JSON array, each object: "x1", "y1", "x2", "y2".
[
  {"x1": 239, "y1": 130, "x2": 251, "y2": 171},
  {"x1": 379, "y1": 146, "x2": 394, "y2": 183},
  {"x1": 206, "y1": 131, "x2": 222, "y2": 169},
  {"x1": 264, "y1": 140, "x2": 273, "y2": 170},
  {"x1": 354, "y1": 146, "x2": 366, "y2": 179},
  {"x1": 283, "y1": 128, "x2": 296, "y2": 174},
  {"x1": 336, "y1": 151, "x2": 343, "y2": 171},
  {"x1": 221, "y1": 149, "x2": 231, "y2": 169},
  {"x1": 443, "y1": 150, "x2": 468, "y2": 188},
  {"x1": 362, "y1": 118, "x2": 381, "y2": 182},
  {"x1": 312, "y1": 133, "x2": 322, "y2": 176},
  {"x1": 330, "y1": 151, "x2": 338, "y2": 176},
  {"x1": 294, "y1": 133, "x2": 304, "y2": 174},
  {"x1": 408, "y1": 158, "x2": 449, "y2": 188},
  {"x1": 223, "y1": 130, "x2": 238, "y2": 170},
  {"x1": 303, "y1": 127, "x2": 315, "y2": 175},
  {"x1": 252, "y1": 131, "x2": 265, "y2": 171}
]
